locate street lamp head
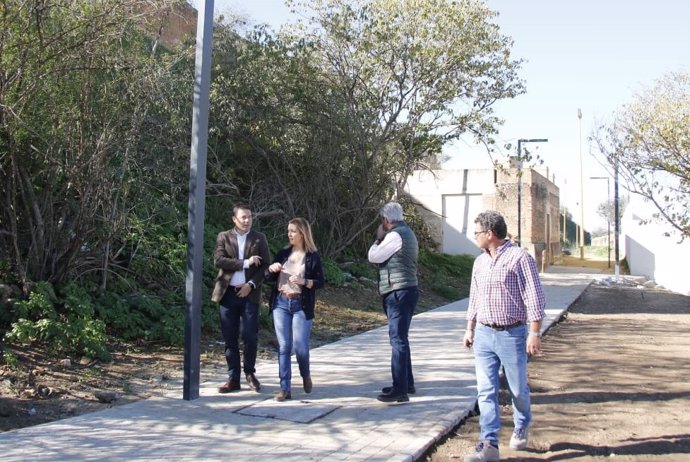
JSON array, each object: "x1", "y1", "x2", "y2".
[{"x1": 577, "y1": 108, "x2": 582, "y2": 119}]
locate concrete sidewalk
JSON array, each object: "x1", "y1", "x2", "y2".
[{"x1": 0, "y1": 267, "x2": 601, "y2": 461}]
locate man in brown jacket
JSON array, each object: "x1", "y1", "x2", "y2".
[{"x1": 213, "y1": 203, "x2": 270, "y2": 393}]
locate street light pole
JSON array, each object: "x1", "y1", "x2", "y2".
[
  {"x1": 578, "y1": 108, "x2": 585, "y2": 260},
  {"x1": 614, "y1": 156, "x2": 621, "y2": 278},
  {"x1": 562, "y1": 178, "x2": 567, "y2": 243},
  {"x1": 516, "y1": 138, "x2": 548, "y2": 248},
  {"x1": 590, "y1": 176, "x2": 611, "y2": 268},
  {"x1": 183, "y1": 0, "x2": 214, "y2": 401}
]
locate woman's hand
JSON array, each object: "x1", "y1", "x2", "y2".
[
  {"x1": 268, "y1": 262, "x2": 282, "y2": 273},
  {"x1": 288, "y1": 275, "x2": 306, "y2": 286}
]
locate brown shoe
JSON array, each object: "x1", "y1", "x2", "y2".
[
  {"x1": 275, "y1": 390, "x2": 291, "y2": 402},
  {"x1": 218, "y1": 379, "x2": 241, "y2": 393},
  {"x1": 303, "y1": 376, "x2": 313, "y2": 394},
  {"x1": 245, "y1": 373, "x2": 261, "y2": 391}
]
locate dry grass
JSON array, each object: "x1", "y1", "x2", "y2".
[{"x1": 560, "y1": 255, "x2": 614, "y2": 271}]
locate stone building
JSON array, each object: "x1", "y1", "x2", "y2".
[{"x1": 405, "y1": 162, "x2": 561, "y2": 270}]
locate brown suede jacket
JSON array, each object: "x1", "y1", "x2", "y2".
[{"x1": 211, "y1": 229, "x2": 270, "y2": 304}]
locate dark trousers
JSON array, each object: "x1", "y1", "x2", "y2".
[
  {"x1": 219, "y1": 290, "x2": 259, "y2": 380},
  {"x1": 382, "y1": 286, "x2": 418, "y2": 394}
]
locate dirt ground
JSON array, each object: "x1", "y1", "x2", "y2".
[{"x1": 424, "y1": 274, "x2": 690, "y2": 461}]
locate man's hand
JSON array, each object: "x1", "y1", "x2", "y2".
[
  {"x1": 527, "y1": 335, "x2": 541, "y2": 355},
  {"x1": 236, "y1": 284, "x2": 252, "y2": 298},
  {"x1": 463, "y1": 329, "x2": 474, "y2": 348},
  {"x1": 247, "y1": 255, "x2": 262, "y2": 267},
  {"x1": 375, "y1": 224, "x2": 387, "y2": 241}
]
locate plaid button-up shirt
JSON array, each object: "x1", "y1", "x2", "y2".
[{"x1": 467, "y1": 240, "x2": 546, "y2": 326}]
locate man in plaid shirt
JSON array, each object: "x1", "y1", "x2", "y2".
[{"x1": 463, "y1": 211, "x2": 546, "y2": 462}]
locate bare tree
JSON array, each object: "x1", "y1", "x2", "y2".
[{"x1": 592, "y1": 71, "x2": 690, "y2": 240}]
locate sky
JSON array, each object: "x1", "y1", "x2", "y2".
[{"x1": 198, "y1": 0, "x2": 690, "y2": 232}]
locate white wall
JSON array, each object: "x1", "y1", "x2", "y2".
[
  {"x1": 406, "y1": 169, "x2": 496, "y2": 256},
  {"x1": 622, "y1": 195, "x2": 690, "y2": 295}
]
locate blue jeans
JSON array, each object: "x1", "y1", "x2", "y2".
[
  {"x1": 382, "y1": 287, "x2": 418, "y2": 394},
  {"x1": 473, "y1": 323, "x2": 531, "y2": 446},
  {"x1": 219, "y1": 291, "x2": 260, "y2": 381},
  {"x1": 272, "y1": 294, "x2": 312, "y2": 392}
]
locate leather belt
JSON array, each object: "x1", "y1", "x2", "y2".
[
  {"x1": 481, "y1": 321, "x2": 524, "y2": 331},
  {"x1": 279, "y1": 291, "x2": 301, "y2": 299}
]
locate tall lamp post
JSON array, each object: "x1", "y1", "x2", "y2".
[
  {"x1": 614, "y1": 156, "x2": 621, "y2": 278},
  {"x1": 183, "y1": 0, "x2": 214, "y2": 401},
  {"x1": 578, "y1": 108, "x2": 585, "y2": 259},
  {"x1": 562, "y1": 178, "x2": 567, "y2": 243},
  {"x1": 517, "y1": 138, "x2": 548, "y2": 248},
  {"x1": 590, "y1": 176, "x2": 611, "y2": 268}
]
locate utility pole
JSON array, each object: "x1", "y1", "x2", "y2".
[
  {"x1": 562, "y1": 179, "x2": 567, "y2": 243},
  {"x1": 614, "y1": 156, "x2": 621, "y2": 278},
  {"x1": 578, "y1": 108, "x2": 585, "y2": 259},
  {"x1": 590, "y1": 176, "x2": 611, "y2": 268}
]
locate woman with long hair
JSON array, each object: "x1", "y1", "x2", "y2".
[{"x1": 267, "y1": 218, "x2": 325, "y2": 401}]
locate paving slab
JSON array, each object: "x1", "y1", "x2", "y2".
[{"x1": 0, "y1": 267, "x2": 601, "y2": 461}]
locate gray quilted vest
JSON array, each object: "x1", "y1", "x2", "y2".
[{"x1": 378, "y1": 222, "x2": 418, "y2": 295}]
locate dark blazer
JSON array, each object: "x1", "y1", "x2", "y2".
[
  {"x1": 266, "y1": 246, "x2": 325, "y2": 320},
  {"x1": 212, "y1": 229, "x2": 270, "y2": 304}
]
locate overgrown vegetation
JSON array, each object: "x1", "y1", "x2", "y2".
[
  {"x1": 1, "y1": 0, "x2": 521, "y2": 361},
  {"x1": 419, "y1": 251, "x2": 474, "y2": 300},
  {"x1": 4, "y1": 282, "x2": 110, "y2": 361}
]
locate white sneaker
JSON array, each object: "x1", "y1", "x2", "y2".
[
  {"x1": 464, "y1": 440, "x2": 500, "y2": 462},
  {"x1": 509, "y1": 427, "x2": 529, "y2": 450}
]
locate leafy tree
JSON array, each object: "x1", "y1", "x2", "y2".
[
  {"x1": 559, "y1": 208, "x2": 590, "y2": 248},
  {"x1": 0, "y1": 0, "x2": 202, "y2": 350},
  {"x1": 596, "y1": 196, "x2": 628, "y2": 229},
  {"x1": 592, "y1": 71, "x2": 690, "y2": 240},
  {"x1": 0, "y1": 0, "x2": 194, "y2": 293},
  {"x1": 0, "y1": 0, "x2": 528, "y2": 349},
  {"x1": 209, "y1": 0, "x2": 525, "y2": 256}
]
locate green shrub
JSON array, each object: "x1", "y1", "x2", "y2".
[
  {"x1": 418, "y1": 250, "x2": 473, "y2": 300},
  {"x1": 429, "y1": 281, "x2": 462, "y2": 300},
  {"x1": 418, "y1": 250, "x2": 474, "y2": 278},
  {"x1": 96, "y1": 290, "x2": 184, "y2": 345},
  {"x1": 258, "y1": 305, "x2": 273, "y2": 330},
  {"x1": 0, "y1": 259, "x2": 12, "y2": 285},
  {"x1": 323, "y1": 257, "x2": 345, "y2": 286},
  {"x1": 402, "y1": 200, "x2": 438, "y2": 252},
  {"x1": 1, "y1": 350, "x2": 20, "y2": 370},
  {"x1": 4, "y1": 282, "x2": 111, "y2": 361},
  {"x1": 346, "y1": 261, "x2": 378, "y2": 280}
]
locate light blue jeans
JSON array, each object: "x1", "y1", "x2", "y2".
[
  {"x1": 272, "y1": 294, "x2": 312, "y2": 392},
  {"x1": 473, "y1": 322, "x2": 531, "y2": 446}
]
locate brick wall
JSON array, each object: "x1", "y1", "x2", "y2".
[{"x1": 491, "y1": 167, "x2": 561, "y2": 268}]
